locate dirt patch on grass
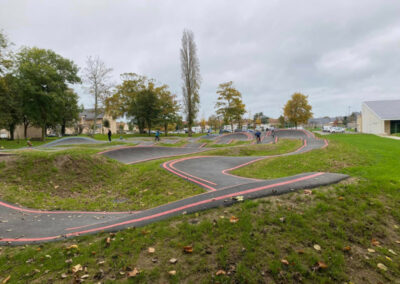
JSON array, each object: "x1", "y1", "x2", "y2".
[{"x1": 0, "y1": 154, "x2": 16, "y2": 163}]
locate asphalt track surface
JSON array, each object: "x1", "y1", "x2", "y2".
[
  {"x1": 99, "y1": 145, "x2": 210, "y2": 164},
  {"x1": 0, "y1": 130, "x2": 348, "y2": 245},
  {"x1": 40, "y1": 137, "x2": 104, "y2": 147},
  {"x1": 214, "y1": 132, "x2": 253, "y2": 144}
]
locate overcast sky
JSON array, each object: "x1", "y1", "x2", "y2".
[{"x1": 1, "y1": 0, "x2": 400, "y2": 120}]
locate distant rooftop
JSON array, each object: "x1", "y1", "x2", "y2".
[
  {"x1": 80, "y1": 109, "x2": 105, "y2": 120},
  {"x1": 364, "y1": 100, "x2": 400, "y2": 120}
]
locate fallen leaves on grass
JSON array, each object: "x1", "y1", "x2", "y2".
[
  {"x1": 338, "y1": 196, "x2": 344, "y2": 201},
  {"x1": 317, "y1": 261, "x2": 328, "y2": 269},
  {"x1": 229, "y1": 216, "x2": 239, "y2": 223},
  {"x1": 169, "y1": 258, "x2": 178, "y2": 264},
  {"x1": 343, "y1": 246, "x2": 351, "y2": 252},
  {"x1": 168, "y1": 270, "x2": 176, "y2": 276},
  {"x1": 303, "y1": 189, "x2": 312, "y2": 195},
  {"x1": 127, "y1": 268, "x2": 140, "y2": 278},
  {"x1": 313, "y1": 244, "x2": 321, "y2": 251},
  {"x1": 367, "y1": 248, "x2": 375, "y2": 253},
  {"x1": 377, "y1": 263, "x2": 387, "y2": 271},
  {"x1": 395, "y1": 240, "x2": 400, "y2": 244},
  {"x1": 234, "y1": 196, "x2": 244, "y2": 202},
  {"x1": 183, "y1": 246, "x2": 193, "y2": 253},
  {"x1": 371, "y1": 238, "x2": 380, "y2": 246},
  {"x1": 280, "y1": 259, "x2": 289, "y2": 265},
  {"x1": 388, "y1": 249, "x2": 397, "y2": 255},
  {"x1": 72, "y1": 264, "x2": 83, "y2": 274},
  {"x1": 2, "y1": 275, "x2": 10, "y2": 284},
  {"x1": 216, "y1": 270, "x2": 226, "y2": 275},
  {"x1": 148, "y1": 247, "x2": 155, "y2": 254},
  {"x1": 66, "y1": 244, "x2": 78, "y2": 250}
]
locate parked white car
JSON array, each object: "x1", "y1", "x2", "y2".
[
  {"x1": 322, "y1": 126, "x2": 331, "y2": 132},
  {"x1": 330, "y1": 127, "x2": 345, "y2": 133}
]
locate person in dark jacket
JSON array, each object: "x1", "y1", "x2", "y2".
[
  {"x1": 255, "y1": 130, "x2": 261, "y2": 144},
  {"x1": 108, "y1": 129, "x2": 112, "y2": 142}
]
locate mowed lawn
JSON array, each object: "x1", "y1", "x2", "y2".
[{"x1": 0, "y1": 134, "x2": 400, "y2": 283}]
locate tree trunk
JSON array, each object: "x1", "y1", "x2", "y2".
[
  {"x1": 8, "y1": 124, "x2": 15, "y2": 140},
  {"x1": 61, "y1": 120, "x2": 66, "y2": 136},
  {"x1": 164, "y1": 123, "x2": 168, "y2": 136},
  {"x1": 41, "y1": 123, "x2": 46, "y2": 141},
  {"x1": 93, "y1": 85, "x2": 98, "y2": 137},
  {"x1": 188, "y1": 91, "x2": 192, "y2": 137},
  {"x1": 147, "y1": 120, "x2": 151, "y2": 136},
  {"x1": 23, "y1": 119, "x2": 29, "y2": 139}
]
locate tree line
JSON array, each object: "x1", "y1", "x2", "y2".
[{"x1": 1, "y1": 27, "x2": 313, "y2": 141}]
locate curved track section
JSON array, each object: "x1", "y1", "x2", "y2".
[
  {"x1": 41, "y1": 137, "x2": 104, "y2": 147},
  {"x1": 99, "y1": 146, "x2": 210, "y2": 164},
  {"x1": 215, "y1": 132, "x2": 253, "y2": 144},
  {"x1": 0, "y1": 130, "x2": 344, "y2": 245}
]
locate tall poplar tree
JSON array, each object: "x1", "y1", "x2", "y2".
[{"x1": 180, "y1": 29, "x2": 201, "y2": 137}]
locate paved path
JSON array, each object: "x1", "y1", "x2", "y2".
[
  {"x1": 40, "y1": 137, "x2": 104, "y2": 147},
  {"x1": 0, "y1": 129, "x2": 347, "y2": 245},
  {"x1": 214, "y1": 132, "x2": 253, "y2": 144}
]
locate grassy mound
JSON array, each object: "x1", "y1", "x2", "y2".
[
  {"x1": 207, "y1": 139, "x2": 302, "y2": 156},
  {"x1": 0, "y1": 150, "x2": 204, "y2": 211}
]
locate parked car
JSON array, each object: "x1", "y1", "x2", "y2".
[
  {"x1": 322, "y1": 126, "x2": 331, "y2": 132},
  {"x1": 0, "y1": 133, "x2": 8, "y2": 139},
  {"x1": 330, "y1": 127, "x2": 345, "y2": 133}
]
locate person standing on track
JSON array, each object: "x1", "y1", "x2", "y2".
[
  {"x1": 255, "y1": 130, "x2": 261, "y2": 144},
  {"x1": 155, "y1": 130, "x2": 160, "y2": 142},
  {"x1": 107, "y1": 129, "x2": 112, "y2": 142}
]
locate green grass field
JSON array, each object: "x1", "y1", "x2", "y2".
[
  {"x1": 207, "y1": 139, "x2": 302, "y2": 156},
  {"x1": 0, "y1": 134, "x2": 399, "y2": 283},
  {"x1": 0, "y1": 137, "x2": 60, "y2": 149}
]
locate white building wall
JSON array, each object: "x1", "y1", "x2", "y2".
[{"x1": 361, "y1": 103, "x2": 385, "y2": 134}]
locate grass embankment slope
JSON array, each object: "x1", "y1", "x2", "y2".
[
  {"x1": 0, "y1": 148, "x2": 203, "y2": 211},
  {"x1": 0, "y1": 137, "x2": 60, "y2": 149},
  {"x1": 198, "y1": 138, "x2": 252, "y2": 148},
  {"x1": 207, "y1": 139, "x2": 302, "y2": 156},
  {"x1": 1, "y1": 134, "x2": 400, "y2": 283}
]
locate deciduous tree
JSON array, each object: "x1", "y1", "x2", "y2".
[
  {"x1": 16, "y1": 47, "x2": 81, "y2": 140},
  {"x1": 105, "y1": 73, "x2": 179, "y2": 135},
  {"x1": 283, "y1": 93, "x2": 313, "y2": 128},
  {"x1": 157, "y1": 85, "x2": 180, "y2": 136},
  {"x1": 253, "y1": 112, "x2": 269, "y2": 125},
  {"x1": 58, "y1": 89, "x2": 81, "y2": 136},
  {"x1": 83, "y1": 56, "x2": 113, "y2": 134},
  {"x1": 215, "y1": 81, "x2": 246, "y2": 131},
  {"x1": 0, "y1": 74, "x2": 22, "y2": 139}
]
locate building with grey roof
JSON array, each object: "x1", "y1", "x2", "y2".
[{"x1": 361, "y1": 100, "x2": 400, "y2": 135}]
